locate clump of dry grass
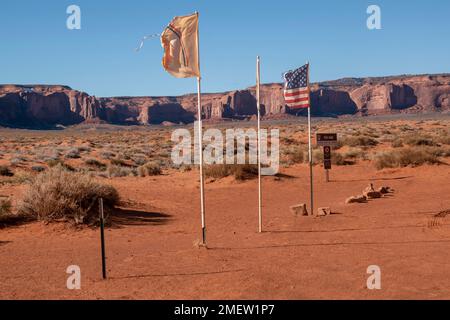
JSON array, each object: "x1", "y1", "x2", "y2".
[
  {"x1": 107, "y1": 165, "x2": 136, "y2": 178},
  {"x1": 0, "y1": 198, "x2": 12, "y2": 218},
  {"x1": 204, "y1": 164, "x2": 258, "y2": 181},
  {"x1": 373, "y1": 147, "x2": 441, "y2": 170},
  {"x1": 84, "y1": 158, "x2": 106, "y2": 170},
  {"x1": 137, "y1": 161, "x2": 162, "y2": 177},
  {"x1": 0, "y1": 165, "x2": 14, "y2": 177},
  {"x1": 18, "y1": 165, "x2": 119, "y2": 225},
  {"x1": 341, "y1": 135, "x2": 379, "y2": 147}
]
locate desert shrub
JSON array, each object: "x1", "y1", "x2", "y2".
[
  {"x1": 46, "y1": 159, "x2": 75, "y2": 171},
  {"x1": 205, "y1": 164, "x2": 232, "y2": 179},
  {"x1": 342, "y1": 135, "x2": 379, "y2": 147},
  {"x1": 436, "y1": 134, "x2": 450, "y2": 145},
  {"x1": 18, "y1": 166, "x2": 119, "y2": 225},
  {"x1": 132, "y1": 156, "x2": 147, "y2": 166},
  {"x1": 391, "y1": 139, "x2": 404, "y2": 148},
  {"x1": 0, "y1": 198, "x2": 12, "y2": 218},
  {"x1": 0, "y1": 166, "x2": 14, "y2": 177},
  {"x1": 100, "y1": 151, "x2": 116, "y2": 160},
  {"x1": 85, "y1": 158, "x2": 106, "y2": 169},
  {"x1": 10, "y1": 157, "x2": 26, "y2": 166},
  {"x1": 65, "y1": 148, "x2": 81, "y2": 159},
  {"x1": 138, "y1": 161, "x2": 162, "y2": 177},
  {"x1": 404, "y1": 136, "x2": 436, "y2": 147},
  {"x1": 233, "y1": 164, "x2": 259, "y2": 181},
  {"x1": 284, "y1": 146, "x2": 306, "y2": 164},
  {"x1": 343, "y1": 148, "x2": 365, "y2": 160},
  {"x1": 107, "y1": 165, "x2": 135, "y2": 178},
  {"x1": 31, "y1": 166, "x2": 46, "y2": 173},
  {"x1": 204, "y1": 164, "x2": 258, "y2": 181},
  {"x1": 110, "y1": 158, "x2": 128, "y2": 166},
  {"x1": 373, "y1": 147, "x2": 441, "y2": 170}
]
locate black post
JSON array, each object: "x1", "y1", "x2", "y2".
[{"x1": 99, "y1": 198, "x2": 107, "y2": 279}]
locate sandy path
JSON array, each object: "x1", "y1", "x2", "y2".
[{"x1": 1, "y1": 163, "x2": 449, "y2": 299}]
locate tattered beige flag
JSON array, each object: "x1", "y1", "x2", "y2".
[{"x1": 161, "y1": 13, "x2": 200, "y2": 78}]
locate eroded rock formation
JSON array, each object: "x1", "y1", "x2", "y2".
[{"x1": 1, "y1": 74, "x2": 449, "y2": 128}]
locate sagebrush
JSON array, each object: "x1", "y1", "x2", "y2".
[{"x1": 18, "y1": 165, "x2": 119, "y2": 225}]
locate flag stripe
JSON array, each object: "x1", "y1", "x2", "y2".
[
  {"x1": 284, "y1": 88, "x2": 310, "y2": 96},
  {"x1": 283, "y1": 64, "x2": 310, "y2": 109},
  {"x1": 285, "y1": 97, "x2": 310, "y2": 104}
]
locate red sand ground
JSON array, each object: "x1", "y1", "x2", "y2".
[{"x1": 1, "y1": 163, "x2": 450, "y2": 300}]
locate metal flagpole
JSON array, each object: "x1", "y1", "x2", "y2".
[
  {"x1": 256, "y1": 56, "x2": 262, "y2": 233},
  {"x1": 196, "y1": 12, "x2": 206, "y2": 245},
  {"x1": 307, "y1": 62, "x2": 314, "y2": 216}
]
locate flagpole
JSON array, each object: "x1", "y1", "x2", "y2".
[
  {"x1": 196, "y1": 11, "x2": 206, "y2": 246},
  {"x1": 256, "y1": 56, "x2": 262, "y2": 233},
  {"x1": 306, "y1": 61, "x2": 314, "y2": 216}
]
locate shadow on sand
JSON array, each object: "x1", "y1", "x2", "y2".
[
  {"x1": 334, "y1": 176, "x2": 413, "y2": 183},
  {"x1": 210, "y1": 239, "x2": 450, "y2": 251},
  {"x1": 109, "y1": 269, "x2": 245, "y2": 281},
  {"x1": 110, "y1": 208, "x2": 172, "y2": 228},
  {"x1": 0, "y1": 241, "x2": 12, "y2": 247}
]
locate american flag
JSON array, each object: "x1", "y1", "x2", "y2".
[{"x1": 283, "y1": 64, "x2": 310, "y2": 109}]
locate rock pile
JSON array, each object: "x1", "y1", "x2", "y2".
[{"x1": 346, "y1": 183, "x2": 392, "y2": 204}]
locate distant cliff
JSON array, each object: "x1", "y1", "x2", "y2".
[{"x1": 1, "y1": 74, "x2": 449, "y2": 128}]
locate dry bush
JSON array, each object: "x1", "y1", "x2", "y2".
[
  {"x1": 0, "y1": 198, "x2": 12, "y2": 218},
  {"x1": 341, "y1": 135, "x2": 379, "y2": 147},
  {"x1": 85, "y1": 158, "x2": 106, "y2": 170},
  {"x1": 65, "y1": 148, "x2": 81, "y2": 159},
  {"x1": 110, "y1": 158, "x2": 128, "y2": 166},
  {"x1": 403, "y1": 136, "x2": 436, "y2": 147},
  {"x1": 137, "y1": 161, "x2": 162, "y2": 177},
  {"x1": 107, "y1": 165, "x2": 136, "y2": 178},
  {"x1": 46, "y1": 159, "x2": 75, "y2": 171},
  {"x1": 283, "y1": 146, "x2": 306, "y2": 164},
  {"x1": 373, "y1": 147, "x2": 441, "y2": 170},
  {"x1": 0, "y1": 165, "x2": 14, "y2": 177},
  {"x1": 204, "y1": 164, "x2": 258, "y2": 181},
  {"x1": 18, "y1": 165, "x2": 119, "y2": 225}
]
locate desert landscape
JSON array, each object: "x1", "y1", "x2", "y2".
[{"x1": 1, "y1": 114, "x2": 449, "y2": 299}]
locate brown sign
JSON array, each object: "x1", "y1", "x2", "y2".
[
  {"x1": 323, "y1": 146, "x2": 332, "y2": 170},
  {"x1": 316, "y1": 133, "x2": 338, "y2": 146}
]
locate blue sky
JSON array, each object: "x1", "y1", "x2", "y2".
[{"x1": 1, "y1": 0, "x2": 449, "y2": 97}]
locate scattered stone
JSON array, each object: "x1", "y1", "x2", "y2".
[
  {"x1": 364, "y1": 190, "x2": 382, "y2": 199},
  {"x1": 363, "y1": 183, "x2": 375, "y2": 194},
  {"x1": 377, "y1": 186, "x2": 391, "y2": 194},
  {"x1": 290, "y1": 203, "x2": 309, "y2": 216},
  {"x1": 346, "y1": 195, "x2": 367, "y2": 204},
  {"x1": 317, "y1": 207, "x2": 331, "y2": 217}
]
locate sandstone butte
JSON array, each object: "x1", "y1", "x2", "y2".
[{"x1": 0, "y1": 74, "x2": 449, "y2": 128}]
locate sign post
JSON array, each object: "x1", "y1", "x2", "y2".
[
  {"x1": 316, "y1": 134, "x2": 338, "y2": 183},
  {"x1": 99, "y1": 198, "x2": 107, "y2": 280}
]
